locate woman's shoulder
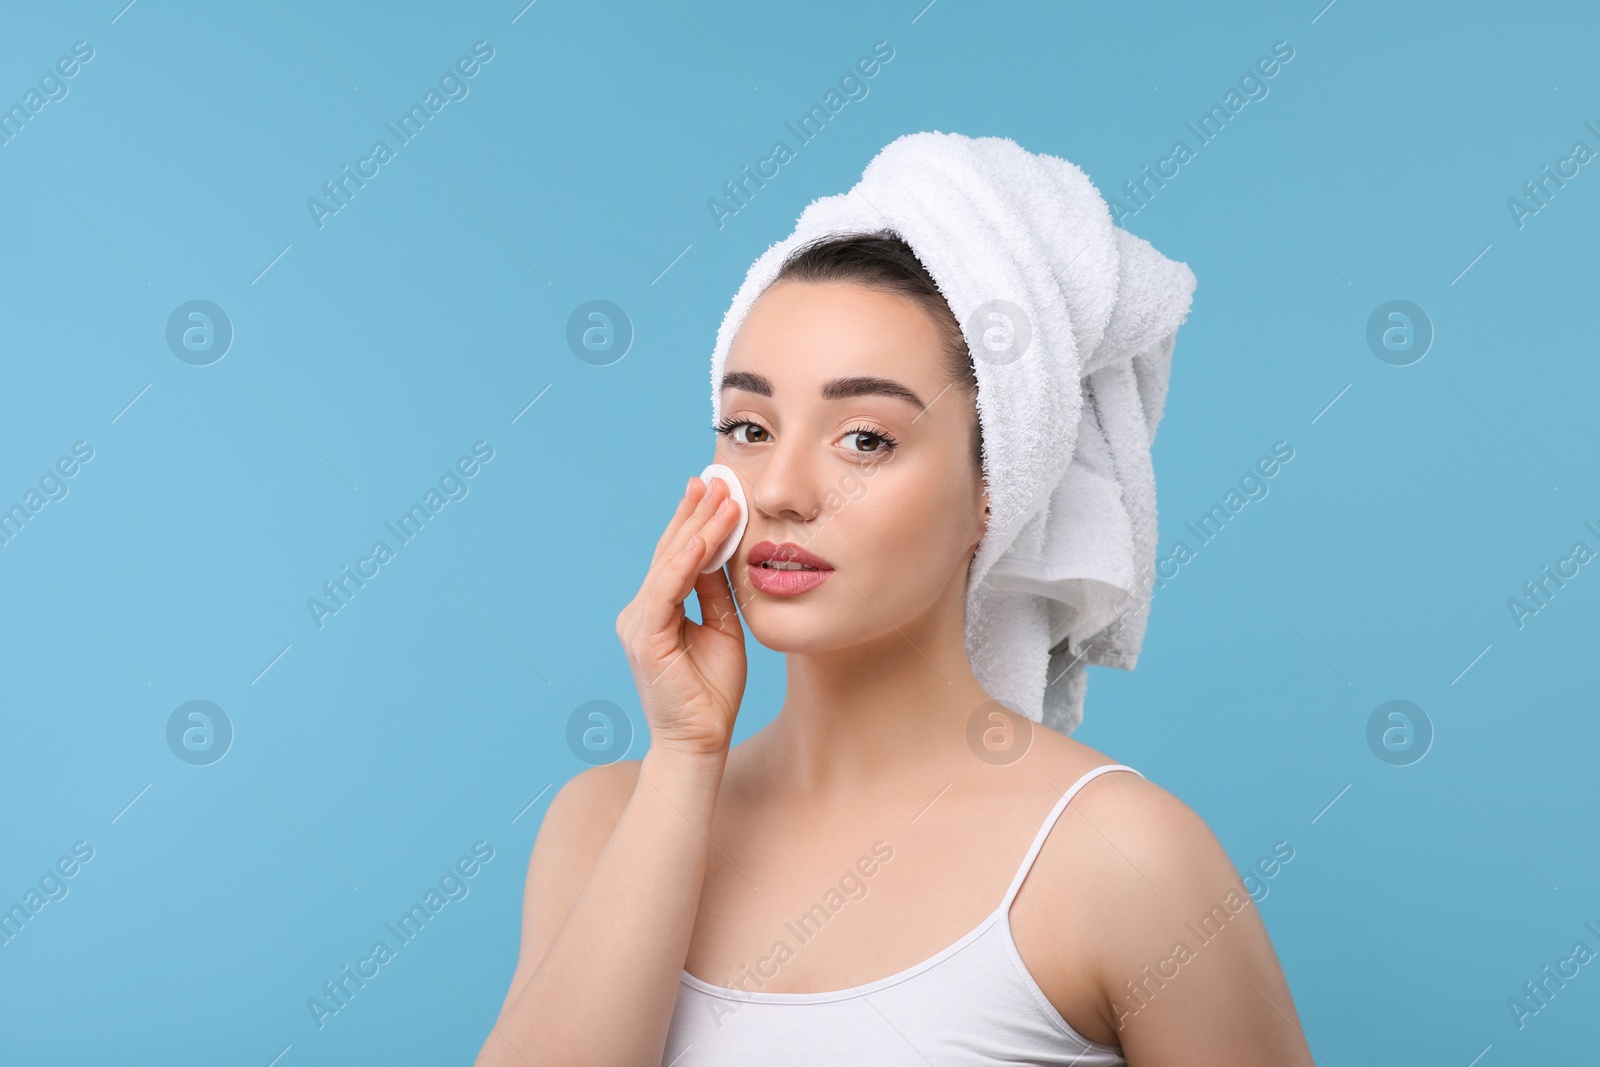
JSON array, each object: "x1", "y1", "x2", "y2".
[
  {"x1": 1026, "y1": 733, "x2": 1232, "y2": 884},
  {"x1": 1010, "y1": 737, "x2": 1308, "y2": 1054},
  {"x1": 1018, "y1": 735, "x2": 1263, "y2": 981},
  {"x1": 547, "y1": 758, "x2": 644, "y2": 829},
  {"x1": 521, "y1": 759, "x2": 646, "y2": 893}
]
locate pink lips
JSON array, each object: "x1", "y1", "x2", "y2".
[{"x1": 746, "y1": 540, "x2": 834, "y2": 596}]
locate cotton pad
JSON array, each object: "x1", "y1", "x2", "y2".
[{"x1": 697, "y1": 463, "x2": 748, "y2": 574}]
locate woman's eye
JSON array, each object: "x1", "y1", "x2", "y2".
[
  {"x1": 842, "y1": 430, "x2": 890, "y2": 453},
  {"x1": 730, "y1": 422, "x2": 769, "y2": 444}
]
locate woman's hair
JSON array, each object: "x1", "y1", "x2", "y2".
[{"x1": 773, "y1": 231, "x2": 983, "y2": 471}]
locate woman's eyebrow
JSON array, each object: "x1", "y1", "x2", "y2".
[
  {"x1": 720, "y1": 371, "x2": 925, "y2": 410},
  {"x1": 720, "y1": 370, "x2": 772, "y2": 396},
  {"x1": 821, "y1": 375, "x2": 925, "y2": 410}
]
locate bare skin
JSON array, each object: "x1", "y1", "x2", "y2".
[{"x1": 476, "y1": 280, "x2": 1316, "y2": 1066}]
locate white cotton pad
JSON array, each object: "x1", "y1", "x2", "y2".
[{"x1": 698, "y1": 463, "x2": 749, "y2": 574}]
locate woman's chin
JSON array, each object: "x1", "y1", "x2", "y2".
[
  {"x1": 746, "y1": 606, "x2": 923, "y2": 659},
  {"x1": 743, "y1": 615, "x2": 862, "y2": 656}
]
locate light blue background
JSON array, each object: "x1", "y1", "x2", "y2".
[{"x1": 3, "y1": 1, "x2": 1596, "y2": 1063}]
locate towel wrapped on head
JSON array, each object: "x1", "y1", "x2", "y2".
[{"x1": 709, "y1": 131, "x2": 1197, "y2": 735}]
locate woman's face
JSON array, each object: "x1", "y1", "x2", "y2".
[{"x1": 715, "y1": 279, "x2": 988, "y2": 653}]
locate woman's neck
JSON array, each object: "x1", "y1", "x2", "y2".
[{"x1": 756, "y1": 622, "x2": 993, "y2": 803}]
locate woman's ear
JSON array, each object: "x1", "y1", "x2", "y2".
[{"x1": 971, "y1": 484, "x2": 990, "y2": 554}]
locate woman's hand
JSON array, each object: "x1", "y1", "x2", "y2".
[{"x1": 615, "y1": 474, "x2": 748, "y2": 760}]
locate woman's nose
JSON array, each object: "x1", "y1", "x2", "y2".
[{"x1": 745, "y1": 442, "x2": 821, "y2": 524}]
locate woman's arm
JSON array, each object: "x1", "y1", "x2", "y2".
[
  {"x1": 474, "y1": 747, "x2": 726, "y2": 1066},
  {"x1": 476, "y1": 474, "x2": 748, "y2": 1066}
]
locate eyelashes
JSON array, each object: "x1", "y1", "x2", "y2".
[
  {"x1": 713, "y1": 417, "x2": 899, "y2": 455},
  {"x1": 712, "y1": 416, "x2": 763, "y2": 442}
]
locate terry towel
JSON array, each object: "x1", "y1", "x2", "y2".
[{"x1": 708, "y1": 131, "x2": 1197, "y2": 735}]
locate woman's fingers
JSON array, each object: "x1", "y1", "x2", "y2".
[
  {"x1": 649, "y1": 476, "x2": 706, "y2": 570},
  {"x1": 639, "y1": 522, "x2": 712, "y2": 641},
  {"x1": 622, "y1": 478, "x2": 719, "y2": 639},
  {"x1": 690, "y1": 498, "x2": 746, "y2": 637},
  {"x1": 692, "y1": 565, "x2": 742, "y2": 640},
  {"x1": 657, "y1": 476, "x2": 727, "y2": 571},
  {"x1": 639, "y1": 494, "x2": 740, "y2": 641},
  {"x1": 627, "y1": 477, "x2": 714, "y2": 633}
]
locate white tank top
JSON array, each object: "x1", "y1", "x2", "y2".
[{"x1": 662, "y1": 763, "x2": 1142, "y2": 1066}]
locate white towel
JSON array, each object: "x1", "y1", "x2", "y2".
[{"x1": 708, "y1": 131, "x2": 1196, "y2": 735}]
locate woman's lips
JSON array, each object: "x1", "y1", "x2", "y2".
[
  {"x1": 747, "y1": 563, "x2": 834, "y2": 595},
  {"x1": 746, "y1": 540, "x2": 834, "y2": 596}
]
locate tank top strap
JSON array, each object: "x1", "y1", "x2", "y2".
[{"x1": 998, "y1": 763, "x2": 1144, "y2": 912}]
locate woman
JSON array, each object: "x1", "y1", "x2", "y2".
[{"x1": 478, "y1": 139, "x2": 1314, "y2": 1066}]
